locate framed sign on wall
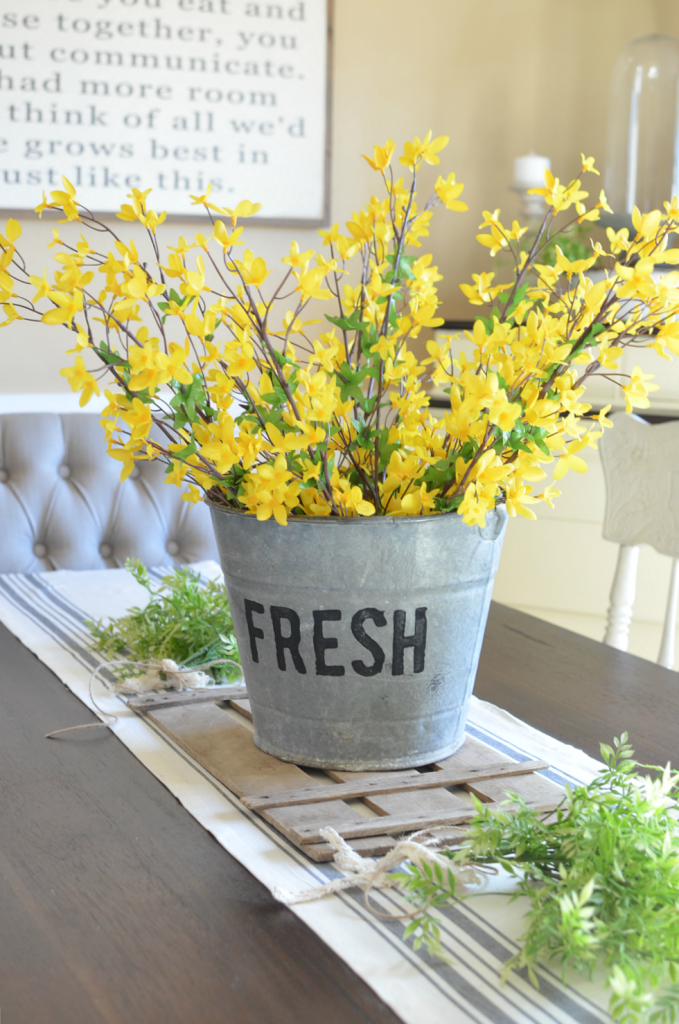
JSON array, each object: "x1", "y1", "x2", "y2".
[{"x1": 0, "y1": 0, "x2": 331, "y2": 223}]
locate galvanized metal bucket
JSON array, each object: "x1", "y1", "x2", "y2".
[{"x1": 209, "y1": 505, "x2": 508, "y2": 770}]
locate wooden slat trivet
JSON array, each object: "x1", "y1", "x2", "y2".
[
  {"x1": 140, "y1": 700, "x2": 395, "y2": 861},
  {"x1": 324, "y1": 768, "x2": 470, "y2": 819},
  {"x1": 132, "y1": 691, "x2": 562, "y2": 862},
  {"x1": 243, "y1": 760, "x2": 549, "y2": 811},
  {"x1": 288, "y1": 801, "x2": 561, "y2": 846},
  {"x1": 435, "y1": 736, "x2": 565, "y2": 808},
  {"x1": 127, "y1": 685, "x2": 248, "y2": 711}
]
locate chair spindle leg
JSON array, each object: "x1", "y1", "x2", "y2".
[
  {"x1": 604, "y1": 544, "x2": 640, "y2": 651},
  {"x1": 658, "y1": 557, "x2": 679, "y2": 670}
]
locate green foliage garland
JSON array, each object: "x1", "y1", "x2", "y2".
[
  {"x1": 394, "y1": 736, "x2": 679, "y2": 1023},
  {"x1": 87, "y1": 559, "x2": 240, "y2": 682}
]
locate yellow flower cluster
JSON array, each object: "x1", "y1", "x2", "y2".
[{"x1": 2, "y1": 139, "x2": 679, "y2": 526}]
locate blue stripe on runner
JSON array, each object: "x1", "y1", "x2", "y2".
[
  {"x1": 369, "y1": 886, "x2": 605, "y2": 1024},
  {"x1": 449, "y1": 901, "x2": 608, "y2": 1021},
  {"x1": 464, "y1": 721, "x2": 589, "y2": 789},
  {"x1": 340, "y1": 889, "x2": 492, "y2": 1024},
  {"x1": 0, "y1": 574, "x2": 118, "y2": 685},
  {"x1": 23, "y1": 573, "x2": 102, "y2": 632},
  {"x1": 0, "y1": 575, "x2": 101, "y2": 675},
  {"x1": 429, "y1": 901, "x2": 607, "y2": 1023},
  {"x1": 347, "y1": 887, "x2": 558, "y2": 1024}
]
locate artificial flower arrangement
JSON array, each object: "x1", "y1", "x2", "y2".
[{"x1": 2, "y1": 134, "x2": 679, "y2": 525}]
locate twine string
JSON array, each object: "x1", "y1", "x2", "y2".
[
  {"x1": 45, "y1": 657, "x2": 243, "y2": 739},
  {"x1": 271, "y1": 826, "x2": 488, "y2": 909}
]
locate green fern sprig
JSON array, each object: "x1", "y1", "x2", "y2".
[
  {"x1": 395, "y1": 735, "x2": 679, "y2": 1024},
  {"x1": 86, "y1": 558, "x2": 240, "y2": 682}
]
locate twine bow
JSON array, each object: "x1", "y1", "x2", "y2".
[{"x1": 272, "y1": 826, "x2": 485, "y2": 909}]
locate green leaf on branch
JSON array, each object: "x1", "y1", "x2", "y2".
[
  {"x1": 476, "y1": 308, "x2": 502, "y2": 333},
  {"x1": 259, "y1": 409, "x2": 285, "y2": 428},
  {"x1": 357, "y1": 395, "x2": 377, "y2": 415},
  {"x1": 271, "y1": 349, "x2": 300, "y2": 372},
  {"x1": 458, "y1": 439, "x2": 479, "y2": 462},
  {"x1": 377, "y1": 427, "x2": 399, "y2": 468},
  {"x1": 506, "y1": 283, "x2": 529, "y2": 320},
  {"x1": 338, "y1": 361, "x2": 370, "y2": 404},
  {"x1": 422, "y1": 456, "x2": 457, "y2": 490},
  {"x1": 325, "y1": 309, "x2": 370, "y2": 333},
  {"x1": 157, "y1": 289, "x2": 191, "y2": 324},
  {"x1": 386, "y1": 253, "x2": 417, "y2": 281},
  {"x1": 169, "y1": 375, "x2": 208, "y2": 429},
  {"x1": 259, "y1": 377, "x2": 289, "y2": 408},
  {"x1": 340, "y1": 385, "x2": 364, "y2": 403},
  {"x1": 531, "y1": 429, "x2": 551, "y2": 457},
  {"x1": 361, "y1": 323, "x2": 379, "y2": 356},
  {"x1": 169, "y1": 438, "x2": 197, "y2": 461},
  {"x1": 495, "y1": 422, "x2": 548, "y2": 456},
  {"x1": 96, "y1": 342, "x2": 124, "y2": 365},
  {"x1": 568, "y1": 322, "x2": 605, "y2": 361}
]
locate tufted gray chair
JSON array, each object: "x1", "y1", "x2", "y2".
[{"x1": 0, "y1": 413, "x2": 218, "y2": 572}]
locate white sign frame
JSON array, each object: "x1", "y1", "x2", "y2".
[{"x1": 0, "y1": 0, "x2": 332, "y2": 225}]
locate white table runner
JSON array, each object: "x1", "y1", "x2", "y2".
[{"x1": 0, "y1": 563, "x2": 613, "y2": 1024}]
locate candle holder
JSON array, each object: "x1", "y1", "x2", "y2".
[{"x1": 510, "y1": 153, "x2": 552, "y2": 221}]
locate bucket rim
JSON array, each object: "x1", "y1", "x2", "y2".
[{"x1": 206, "y1": 500, "x2": 508, "y2": 528}]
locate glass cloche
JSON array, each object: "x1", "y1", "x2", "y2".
[{"x1": 604, "y1": 34, "x2": 679, "y2": 231}]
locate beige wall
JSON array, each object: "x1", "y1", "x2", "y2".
[{"x1": 1, "y1": 0, "x2": 676, "y2": 392}]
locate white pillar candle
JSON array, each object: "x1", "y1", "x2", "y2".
[{"x1": 513, "y1": 153, "x2": 551, "y2": 190}]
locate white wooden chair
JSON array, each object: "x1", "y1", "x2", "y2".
[{"x1": 599, "y1": 411, "x2": 679, "y2": 667}]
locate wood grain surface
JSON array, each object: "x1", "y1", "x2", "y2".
[
  {"x1": 476, "y1": 602, "x2": 679, "y2": 767},
  {"x1": 2, "y1": 599, "x2": 677, "y2": 1023},
  {"x1": 241, "y1": 759, "x2": 549, "y2": 810}
]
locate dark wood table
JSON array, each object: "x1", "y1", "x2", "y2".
[
  {"x1": 476, "y1": 603, "x2": 679, "y2": 768},
  {"x1": 2, "y1": 601, "x2": 677, "y2": 1023}
]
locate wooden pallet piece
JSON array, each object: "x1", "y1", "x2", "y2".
[
  {"x1": 263, "y1": 739, "x2": 558, "y2": 845},
  {"x1": 223, "y1": 704, "x2": 525, "y2": 827},
  {"x1": 261, "y1": 764, "x2": 472, "y2": 848},
  {"x1": 128, "y1": 686, "x2": 248, "y2": 712},
  {"x1": 287, "y1": 801, "x2": 560, "y2": 846},
  {"x1": 325, "y1": 766, "x2": 472, "y2": 819},
  {"x1": 243, "y1": 760, "x2": 549, "y2": 811},
  {"x1": 142, "y1": 700, "x2": 397, "y2": 862},
  {"x1": 134, "y1": 694, "x2": 562, "y2": 862},
  {"x1": 435, "y1": 736, "x2": 564, "y2": 807},
  {"x1": 228, "y1": 698, "x2": 252, "y2": 719},
  {"x1": 268, "y1": 739, "x2": 560, "y2": 847}
]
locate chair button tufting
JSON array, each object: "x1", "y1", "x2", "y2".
[
  {"x1": 99, "y1": 543, "x2": 112, "y2": 559},
  {"x1": 130, "y1": 466, "x2": 141, "y2": 480},
  {"x1": 0, "y1": 469, "x2": 7, "y2": 483},
  {"x1": 58, "y1": 465, "x2": 71, "y2": 479},
  {"x1": 33, "y1": 542, "x2": 47, "y2": 558},
  {"x1": 166, "y1": 540, "x2": 180, "y2": 556}
]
